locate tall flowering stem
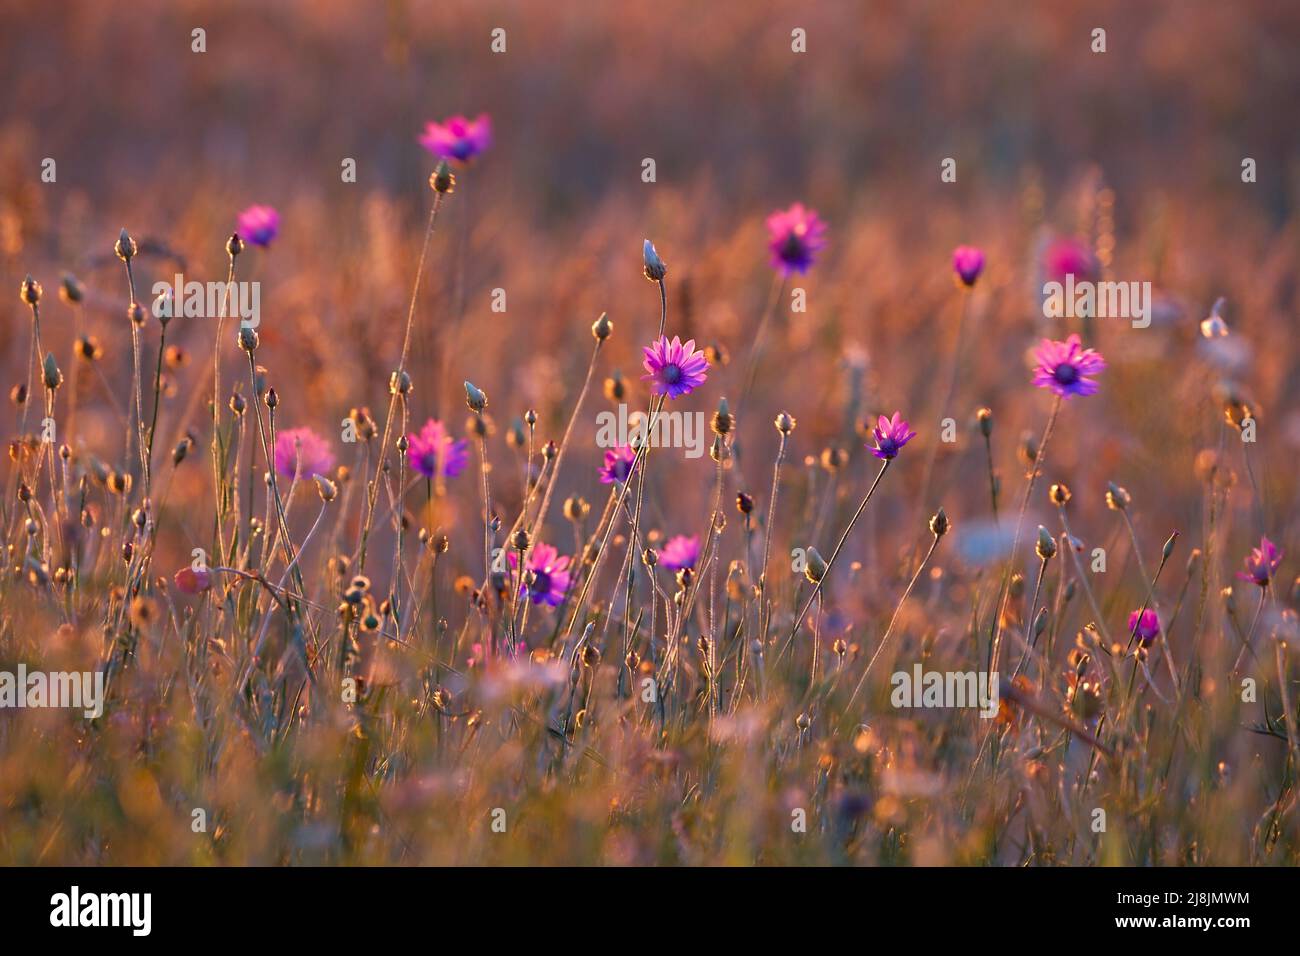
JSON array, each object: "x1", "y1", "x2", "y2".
[
  {"x1": 356, "y1": 193, "x2": 445, "y2": 573},
  {"x1": 788, "y1": 458, "x2": 891, "y2": 642},
  {"x1": 988, "y1": 394, "x2": 1061, "y2": 674}
]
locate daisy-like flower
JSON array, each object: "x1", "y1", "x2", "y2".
[
  {"x1": 1127, "y1": 608, "x2": 1160, "y2": 646},
  {"x1": 1032, "y1": 334, "x2": 1106, "y2": 398},
  {"x1": 952, "y1": 245, "x2": 985, "y2": 287},
  {"x1": 599, "y1": 444, "x2": 637, "y2": 484},
  {"x1": 418, "y1": 114, "x2": 492, "y2": 164},
  {"x1": 236, "y1": 205, "x2": 279, "y2": 247},
  {"x1": 642, "y1": 335, "x2": 709, "y2": 399},
  {"x1": 766, "y1": 203, "x2": 828, "y2": 275},
  {"x1": 509, "y1": 543, "x2": 572, "y2": 607},
  {"x1": 274, "y1": 427, "x2": 334, "y2": 480},
  {"x1": 1236, "y1": 536, "x2": 1283, "y2": 588},
  {"x1": 1044, "y1": 236, "x2": 1098, "y2": 282},
  {"x1": 660, "y1": 534, "x2": 700, "y2": 571},
  {"x1": 869, "y1": 412, "x2": 917, "y2": 460},
  {"x1": 407, "y1": 418, "x2": 470, "y2": 480}
]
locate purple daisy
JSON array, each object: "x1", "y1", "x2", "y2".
[
  {"x1": 642, "y1": 335, "x2": 709, "y2": 399},
  {"x1": 1128, "y1": 608, "x2": 1160, "y2": 646},
  {"x1": 660, "y1": 534, "x2": 700, "y2": 571},
  {"x1": 1031, "y1": 334, "x2": 1106, "y2": 398},
  {"x1": 274, "y1": 427, "x2": 334, "y2": 480},
  {"x1": 418, "y1": 114, "x2": 492, "y2": 165},
  {"x1": 1044, "y1": 237, "x2": 1098, "y2": 283},
  {"x1": 599, "y1": 444, "x2": 637, "y2": 485},
  {"x1": 952, "y1": 245, "x2": 985, "y2": 287},
  {"x1": 766, "y1": 203, "x2": 828, "y2": 275},
  {"x1": 509, "y1": 543, "x2": 572, "y2": 607},
  {"x1": 1236, "y1": 536, "x2": 1283, "y2": 588},
  {"x1": 236, "y1": 205, "x2": 279, "y2": 248},
  {"x1": 407, "y1": 418, "x2": 470, "y2": 480},
  {"x1": 869, "y1": 412, "x2": 917, "y2": 461}
]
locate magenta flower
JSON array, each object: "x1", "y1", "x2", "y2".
[
  {"x1": 1044, "y1": 237, "x2": 1098, "y2": 283},
  {"x1": 274, "y1": 427, "x2": 334, "y2": 480},
  {"x1": 407, "y1": 418, "x2": 469, "y2": 480},
  {"x1": 236, "y1": 205, "x2": 279, "y2": 248},
  {"x1": 1128, "y1": 608, "x2": 1160, "y2": 646},
  {"x1": 642, "y1": 335, "x2": 709, "y2": 399},
  {"x1": 766, "y1": 203, "x2": 828, "y2": 275},
  {"x1": 952, "y1": 245, "x2": 985, "y2": 287},
  {"x1": 599, "y1": 444, "x2": 637, "y2": 485},
  {"x1": 418, "y1": 114, "x2": 492, "y2": 164},
  {"x1": 1032, "y1": 334, "x2": 1106, "y2": 398},
  {"x1": 509, "y1": 543, "x2": 572, "y2": 607},
  {"x1": 1236, "y1": 536, "x2": 1283, "y2": 588},
  {"x1": 660, "y1": 534, "x2": 700, "y2": 571},
  {"x1": 869, "y1": 412, "x2": 917, "y2": 461}
]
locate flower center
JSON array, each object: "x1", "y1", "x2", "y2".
[
  {"x1": 662, "y1": 363, "x2": 681, "y2": 384},
  {"x1": 531, "y1": 570, "x2": 552, "y2": 594},
  {"x1": 1054, "y1": 363, "x2": 1079, "y2": 385}
]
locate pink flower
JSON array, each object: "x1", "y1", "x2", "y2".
[
  {"x1": 174, "y1": 566, "x2": 212, "y2": 595},
  {"x1": 236, "y1": 205, "x2": 279, "y2": 247},
  {"x1": 418, "y1": 114, "x2": 492, "y2": 164},
  {"x1": 952, "y1": 245, "x2": 985, "y2": 287},
  {"x1": 766, "y1": 203, "x2": 828, "y2": 275},
  {"x1": 1044, "y1": 237, "x2": 1098, "y2": 283},
  {"x1": 274, "y1": 427, "x2": 334, "y2": 480},
  {"x1": 1031, "y1": 334, "x2": 1106, "y2": 398},
  {"x1": 1236, "y1": 536, "x2": 1283, "y2": 588}
]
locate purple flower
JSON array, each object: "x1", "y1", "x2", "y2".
[
  {"x1": 274, "y1": 427, "x2": 334, "y2": 480},
  {"x1": 1236, "y1": 536, "x2": 1283, "y2": 588},
  {"x1": 418, "y1": 114, "x2": 492, "y2": 165},
  {"x1": 1044, "y1": 237, "x2": 1098, "y2": 283},
  {"x1": 236, "y1": 205, "x2": 279, "y2": 248},
  {"x1": 952, "y1": 245, "x2": 985, "y2": 287},
  {"x1": 407, "y1": 419, "x2": 469, "y2": 480},
  {"x1": 642, "y1": 335, "x2": 709, "y2": 399},
  {"x1": 1128, "y1": 608, "x2": 1160, "y2": 646},
  {"x1": 509, "y1": 543, "x2": 572, "y2": 607},
  {"x1": 1032, "y1": 334, "x2": 1106, "y2": 398},
  {"x1": 766, "y1": 203, "x2": 828, "y2": 275},
  {"x1": 660, "y1": 534, "x2": 700, "y2": 571},
  {"x1": 599, "y1": 444, "x2": 637, "y2": 484},
  {"x1": 869, "y1": 412, "x2": 917, "y2": 460}
]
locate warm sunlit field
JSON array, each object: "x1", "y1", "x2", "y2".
[{"x1": 1, "y1": 0, "x2": 1299, "y2": 867}]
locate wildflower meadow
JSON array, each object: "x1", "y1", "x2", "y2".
[{"x1": 0, "y1": 1, "x2": 1298, "y2": 894}]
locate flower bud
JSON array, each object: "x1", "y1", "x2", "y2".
[
  {"x1": 642, "y1": 239, "x2": 667, "y2": 282},
  {"x1": 464, "y1": 381, "x2": 487, "y2": 412},
  {"x1": 1036, "y1": 525, "x2": 1057, "y2": 560},
  {"x1": 591, "y1": 312, "x2": 612, "y2": 342},
  {"x1": 115, "y1": 227, "x2": 137, "y2": 262},
  {"x1": 929, "y1": 507, "x2": 949, "y2": 538}
]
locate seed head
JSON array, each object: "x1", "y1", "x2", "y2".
[
  {"x1": 316, "y1": 476, "x2": 338, "y2": 502},
  {"x1": 929, "y1": 507, "x2": 949, "y2": 539},
  {"x1": 591, "y1": 312, "x2": 612, "y2": 342},
  {"x1": 736, "y1": 491, "x2": 754, "y2": 515},
  {"x1": 711, "y1": 397, "x2": 733, "y2": 436},
  {"x1": 238, "y1": 326, "x2": 259, "y2": 353},
  {"x1": 464, "y1": 381, "x2": 487, "y2": 412},
  {"x1": 1036, "y1": 525, "x2": 1057, "y2": 560},
  {"x1": 42, "y1": 353, "x2": 62, "y2": 391},
  {"x1": 115, "y1": 227, "x2": 137, "y2": 262},
  {"x1": 804, "y1": 546, "x2": 828, "y2": 584},
  {"x1": 20, "y1": 275, "x2": 41, "y2": 306},
  {"x1": 775, "y1": 411, "x2": 796, "y2": 435},
  {"x1": 59, "y1": 274, "x2": 83, "y2": 304},
  {"x1": 976, "y1": 406, "x2": 993, "y2": 438},
  {"x1": 226, "y1": 233, "x2": 245, "y2": 258},
  {"x1": 1049, "y1": 482, "x2": 1071, "y2": 506},
  {"x1": 431, "y1": 160, "x2": 455, "y2": 194},
  {"x1": 1105, "y1": 482, "x2": 1130, "y2": 511}
]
